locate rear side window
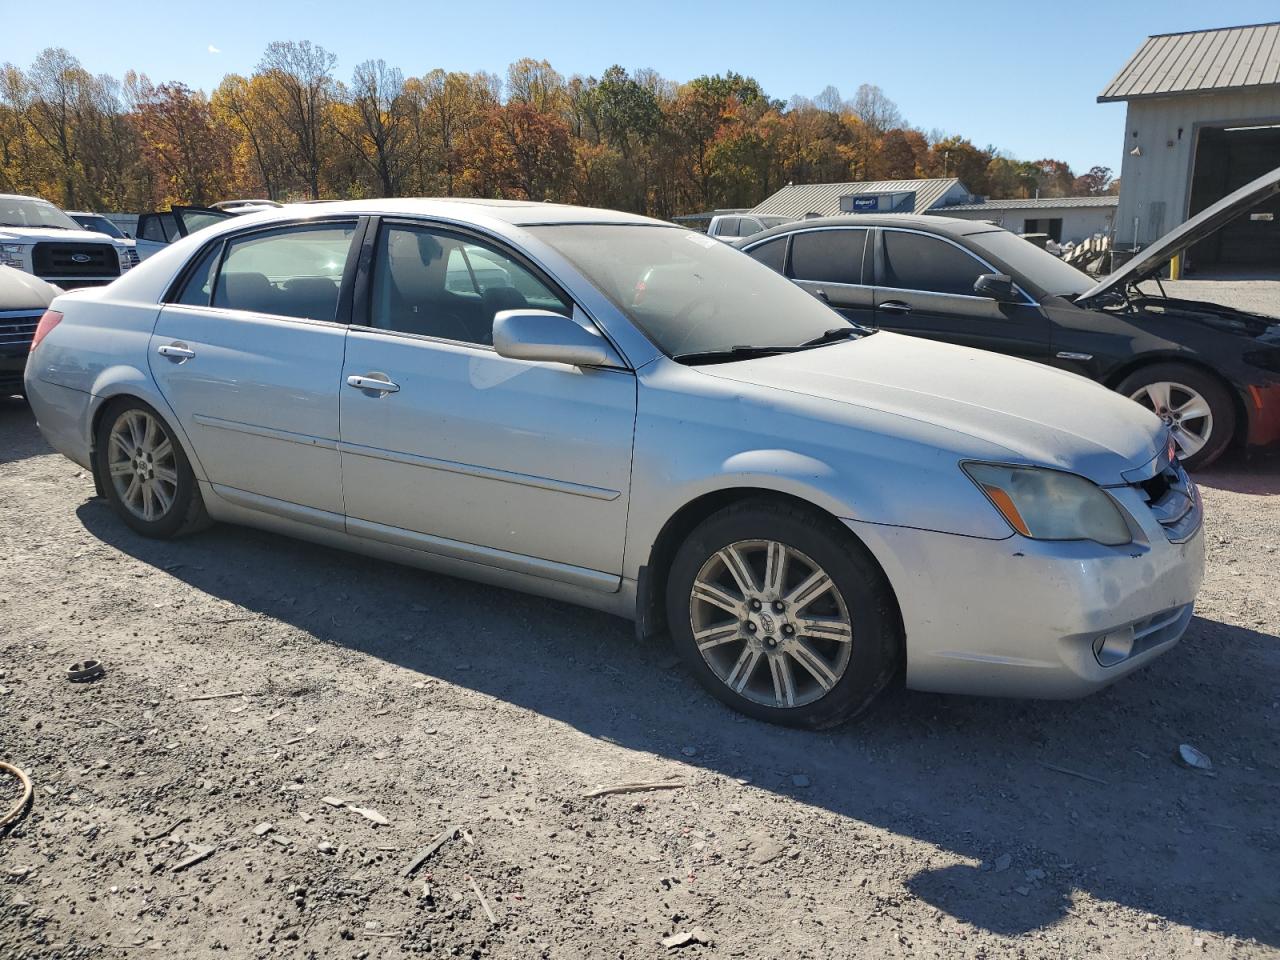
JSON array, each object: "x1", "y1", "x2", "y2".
[
  {"x1": 212, "y1": 223, "x2": 356, "y2": 322},
  {"x1": 745, "y1": 236, "x2": 787, "y2": 274},
  {"x1": 882, "y1": 230, "x2": 987, "y2": 297},
  {"x1": 714, "y1": 217, "x2": 741, "y2": 237},
  {"x1": 139, "y1": 213, "x2": 175, "y2": 243},
  {"x1": 790, "y1": 229, "x2": 866, "y2": 285},
  {"x1": 173, "y1": 243, "x2": 222, "y2": 306}
]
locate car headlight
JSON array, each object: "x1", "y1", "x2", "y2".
[
  {"x1": 0, "y1": 242, "x2": 27, "y2": 269},
  {"x1": 962, "y1": 462, "x2": 1132, "y2": 545}
]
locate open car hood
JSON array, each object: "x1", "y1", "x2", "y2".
[{"x1": 1079, "y1": 164, "x2": 1280, "y2": 304}]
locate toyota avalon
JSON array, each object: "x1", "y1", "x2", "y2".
[{"x1": 24, "y1": 199, "x2": 1204, "y2": 727}]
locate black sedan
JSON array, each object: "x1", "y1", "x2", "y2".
[{"x1": 735, "y1": 168, "x2": 1280, "y2": 469}]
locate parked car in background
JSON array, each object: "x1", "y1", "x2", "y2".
[
  {"x1": 67, "y1": 211, "x2": 140, "y2": 270},
  {"x1": 736, "y1": 166, "x2": 1280, "y2": 469},
  {"x1": 25, "y1": 199, "x2": 1203, "y2": 727},
  {"x1": 66, "y1": 211, "x2": 130, "y2": 240},
  {"x1": 1, "y1": 194, "x2": 137, "y2": 289},
  {"x1": 212, "y1": 199, "x2": 284, "y2": 214},
  {"x1": 135, "y1": 206, "x2": 235, "y2": 260},
  {"x1": 707, "y1": 213, "x2": 792, "y2": 241},
  {"x1": 0, "y1": 264, "x2": 58, "y2": 396}
]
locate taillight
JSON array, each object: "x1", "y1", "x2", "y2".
[{"x1": 30, "y1": 310, "x2": 63, "y2": 353}]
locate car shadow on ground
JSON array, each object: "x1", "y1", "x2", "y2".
[
  {"x1": 1196, "y1": 448, "x2": 1280, "y2": 495},
  {"x1": 74, "y1": 497, "x2": 1279, "y2": 946},
  {"x1": 0, "y1": 395, "x2": 47, "y2": 466}
]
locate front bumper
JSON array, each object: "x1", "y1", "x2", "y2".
[{"x1": 847, "y1": 496, "x2": 1205, "y2": 699}]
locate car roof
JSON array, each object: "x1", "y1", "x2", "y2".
[
  {"x1": 233, "y1": 198, "x2": 667, "y2": 229},
  {"x1": 735, "y1": 213, "x2": 1003, "y2": 246}
]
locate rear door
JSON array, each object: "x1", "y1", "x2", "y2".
[
  {"x1": 871, "y1": 227, "x2": 1050, "y2": 361},
  {"x1": 785, "y1": 227, "x2": 875, "y2": 327},
  {"x1": 148, "y1": 218, "x2": 361, "y2": 519}
]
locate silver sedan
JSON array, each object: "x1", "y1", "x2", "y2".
[{"x1": 24, "y1": 200, "x2": 1205, "y2": 727}]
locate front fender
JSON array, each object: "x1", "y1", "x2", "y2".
[{"x1": 623, "y1": 367, "x2": 1015, "y2": 584}]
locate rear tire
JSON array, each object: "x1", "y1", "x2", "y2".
[
  {"x1": 665, "y1": 498, "x2": 901, "y2": 729},
  {"x1": 1118, "y1": 363, "x2": 1236, "y2": 470},
  {"x1": 93, "y1": 398, "x2": 209, "y2": 539}
]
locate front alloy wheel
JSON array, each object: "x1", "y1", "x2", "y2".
[
  {"x1": 667, "y1": 499, "x2": 901, "y2": 728},
  {"x1": 690, "y1": 540, "x2": 852, "y2": 709},
  {"x1": 1118, "y1": 362, "x2": 1236, "y2": 470}
]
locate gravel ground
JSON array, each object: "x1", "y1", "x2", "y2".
[{"x1": 1, "y1": 396, "x2": 1277, "y2": 960}]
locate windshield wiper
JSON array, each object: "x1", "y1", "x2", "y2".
[
  {"x1": 674, "y1": 326, "x2": 868, "y2": 365},
  {"x1": 799, "y1": 325, "x2": 869, "y2": 346}
]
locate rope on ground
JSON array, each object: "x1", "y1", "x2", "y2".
[{"x1": 0, "y1": 761, "x2": 33, "y2": 833}]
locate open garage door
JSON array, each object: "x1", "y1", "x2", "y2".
[{"x1": 1187, "y1": 125, "x2": 1280, "y2": 274}]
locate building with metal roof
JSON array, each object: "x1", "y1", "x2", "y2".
[
  {"x1": 751, "y1": 178, "x2": 973, "y2": 219},
  {"x1": 934, "y1": 196, "x2": 1118, "y2": 244},
  {"x1": 1101, "y1": 21, "x2": 1280, "y2": 273}
]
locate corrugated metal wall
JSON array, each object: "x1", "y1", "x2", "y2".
[{"x1": 1115, "y1": 87, "x2": 1280, "y2": 249}]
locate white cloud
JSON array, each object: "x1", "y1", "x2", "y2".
[{"x1": 208, "y1": 44, "x2": 221, "y2": 54}]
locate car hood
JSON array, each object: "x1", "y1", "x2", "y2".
[
  {"x1": 0, "y1": 264, "x2": 59, "y2": 308},
  {"x1": 0, "y1": 226, "x2": 127, "y2": 248},
  {"x1": 699, "y1": 332, "x2": 1165, "y2": 483},
  {"x1": 1080, "y1": 164, "x2": 1280, "y2": 304}
]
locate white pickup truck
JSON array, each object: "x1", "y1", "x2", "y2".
[{"x1": 0, "y1": 194, "x2": 137, "y2": 289}]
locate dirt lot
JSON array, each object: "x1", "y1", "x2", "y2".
[{"x1": 1, "y1": 397, "x2": 1277, "y2": 960}]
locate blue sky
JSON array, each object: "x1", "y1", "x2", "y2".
[{"x1": 2, "y1": 0, "x2": 1276, "y2": 175}]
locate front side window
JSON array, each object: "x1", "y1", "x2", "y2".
[
  {"x1": 369, "y1": 224, "x2": 570, "y2": 345},
  {"x1": 882, "y1": 230, "x2": 987, "y2": 297},
  {"x1": 790, "y1": 229, "x2": 867, "y2": 286},
  {"x1": 212, "y1": 222, "x2": 355, "y2": 321},
  {"x1": 531, "y1": 224, "x2": 852, "y2": 358}
]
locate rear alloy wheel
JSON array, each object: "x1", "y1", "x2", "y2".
[
  {"x1": 94, "y1": 400, "x2": 208, "y2": 538},
  {"x1": 667, "y1": 499, "x2": 900, "y2": 728},
  {"x1": 1119, "y1": 363, "x2": 1236, "y2": 469}
]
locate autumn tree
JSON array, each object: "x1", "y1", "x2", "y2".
[
  {"x1": 256, "y1": 41, "x2": 337, "y2": 199},
  {"x1": 131, "y1": 78, "x2": 232, "y2": 206}
]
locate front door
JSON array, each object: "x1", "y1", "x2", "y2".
[
  {"x1": 148, "y1": 220, "x2": 359, "y2": 517},
  {"x1": 338, "y1": 221, "x2": 637, "y2": 588},
  {"x1": 872, "y1": 228, "x2": 1050, "y2": 362}
]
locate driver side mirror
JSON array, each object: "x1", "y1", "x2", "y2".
[
  {"x1": 493, "y1": 309, "x2": 620, "y2": 368},
  {"x1": 974, "y1": 273, "x2": 1016, "y2": 301}
]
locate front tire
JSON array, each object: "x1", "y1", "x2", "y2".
[
  {"x1": 666, "y1": 498, "x2": 901, "y2": 729},
  {"x1": 94, "y1": 399, "x2": 208, "y2": 538},
  {"x1": 1118, "y1": 363, "x2": 1236, "y2": 470}
]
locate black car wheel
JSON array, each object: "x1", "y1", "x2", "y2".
[
  {"x1": 1118, "y1": 363, "x2": 1236, "y2": 470},
  {"x1": 94, "y1": 398, "x2": 209, "y2": 538},
  {"x1": 666, "y1": 498, "x2": 901, "y2": 729}
]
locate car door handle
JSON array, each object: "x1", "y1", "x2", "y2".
[
  {"x1": 877, "y1": 301, "x2": 912, "y2": 315},
  {"x1": 346, "y1": 374, "x2": 400, "y2": 394},
  {"x1": 156, "y1": 342, "x2": 195, "y2": 361},
  {"x1": 814, "y1": 288, "x2": 830, "y2": 302}
]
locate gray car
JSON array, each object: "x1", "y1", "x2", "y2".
[{"x1": 23, "y1": 200, "x2": 1204, "y2": 727}]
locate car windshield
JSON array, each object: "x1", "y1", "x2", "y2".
[
  {"x1": 0, "y1": 197, "x2": 82, "y2": 231},
  {"x1": 529, "y1": 224, "x2": 852, "y2": 358},
  {"x1": 968, "y1": 229, "x2": 1094, "y2": 298},
  {"x1": 73, "y1": 215, "x2": 125, "y2": 239}
]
